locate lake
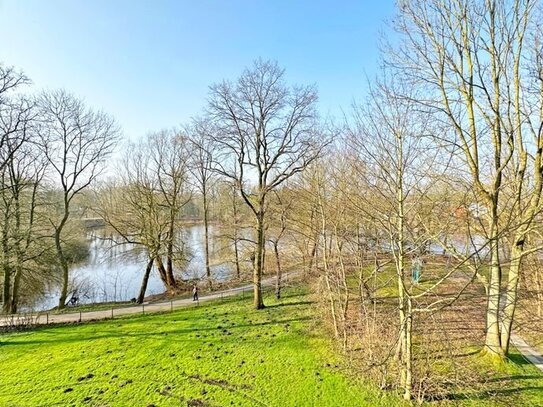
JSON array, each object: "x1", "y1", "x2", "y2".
[{"x1": 32, "y1": 224, "x2": 235, "y2": 311}]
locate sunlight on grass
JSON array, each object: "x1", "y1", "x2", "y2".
[{"x1": 0, "y1": 288, "x2": 405, "y2": 407}]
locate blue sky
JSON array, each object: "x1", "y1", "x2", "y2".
[{"x1": 0, "y1": 0, "x2": 396, "y2": 140}]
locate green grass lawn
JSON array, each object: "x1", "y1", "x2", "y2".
[
  {"x1": 1, "y1": 286, "x2": 542, "y2": 407},
  {"x1": 0, "y1": 287, "x2": 406, "y2": 407}
]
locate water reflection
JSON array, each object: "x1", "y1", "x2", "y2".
[{"x1": 34, "y1": 225, "x2": 234, "y2": 311}]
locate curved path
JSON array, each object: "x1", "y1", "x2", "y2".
[
  {"x1": 510, "y1": 333, "x2": 543, "y2": 372},
  {"x1": 2, "y1": 271, "x2": 542, "y2": 374},
  {"x1": 0, "y1": 273, "x2": 292, "y2": 328}
]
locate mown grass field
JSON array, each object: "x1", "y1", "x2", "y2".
[
  {"x1": 0, "y1": 287, "x2": 406, "y2": 407},
  {"x1": 0, "y1": 286, "x2": 542, "y2": 406}
]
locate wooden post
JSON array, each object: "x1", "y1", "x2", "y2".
[{"x1": 170, "y1": 300, "x2": 173, "y2": 312}]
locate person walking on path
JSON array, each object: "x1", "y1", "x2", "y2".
[{"x1": 192, "y1": 284, "x2": 199, "y2": 301}]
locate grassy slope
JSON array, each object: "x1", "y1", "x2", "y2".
[
  {"x1": 0, "y1": 288, "x2": 405, "y2": 407},
  {"x1": 1, "y1": 286, "x2": 542, "y2": 407}
]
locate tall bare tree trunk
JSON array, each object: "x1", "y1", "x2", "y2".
[
  {"x1": 155, "y1": 256, "x2": 171, "y2": 291},
  {"x1": 137, "y1": 258, "x2": 154, "y2": 304},
  {"x1": 322, "y1": 238, "x2": 339, "y2": 339},
  {"x1": 308, "y1": 240, "x2": 317, "y2": 274},
  {"x1": 404, "y1": 296, "x2": 413, "y2": 401},
  {"x1": 253, "y1": 213, "x2": 265, "y2": 309},
  {"x1": 9, "y1": 266, "x2": 22, "y2": 314},
  {"x1": 233, "y1": 232, "x2": 241, "y2": 279},
  {"x1": 396, "y1": 220, "x2": 411, "y2": 399},
  {"x1": 274, "y1": 242, "x2": 282, "y2": 299},
  {"x1": 203, "y1": 189, "x2": 212, "y2": 288},
  {"x1": 2, "y1": 208, "x2": 11, "y2": 313},
  {"x1": 484, "y1": 210, "x2": 504, "y2": 358},
  {"x1": 232, "y1": 190, "x2": 241, "y2": 280},
  {"x1": 397, "y1": 132, "x2": 412, "y2": 401},
  {"x1": 56, "y1": 237, "x2": 70, "y2": 309},
  {"x1": 164, "y1": 230, "x2": 177, "y2": 292},
  {"x1": 166, "y1": 206, "x2": 178, "y2": 291},
  {"x1": 56, "y1": 208, "x2": 70, "y2": 309},
  {"x1": 500, "y1": 242, "x2": 523, "y2": 354}
]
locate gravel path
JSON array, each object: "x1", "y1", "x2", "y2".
[
  {"x1": 3, "y1": 271, "x2": 542, "y2": 375},
  {"x1": 0, "y1": 273, "x2": 291, "y2": 327},
  {"x1": 510, "y1": 333, "x2": 543, "y2": 373}
]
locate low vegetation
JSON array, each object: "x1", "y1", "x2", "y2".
[{"x1": 1, "y1": 286, "x2": 542, "y2": 407}]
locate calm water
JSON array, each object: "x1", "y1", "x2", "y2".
[{"x1": 33, "y1": 225, "x2": 234, "y2": 311}]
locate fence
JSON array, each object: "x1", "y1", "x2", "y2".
[{"x1": 0, "y1": 272, "x2": 296, "y2": 331}]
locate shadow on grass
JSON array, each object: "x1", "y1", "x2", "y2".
[
  {"x1": 508, "y1": 353, "x2": 534, "y2": 365},
  {"x1": 447, "y1": 362, "x2": 543, "y2": 402},
  {"x1": 449, "y1": 385, "x2": 543, "y2": 401},
  {"x1": 0, "y1": 315, "x2": 312, "y2": 347},
  {"x1": 263, "y1": 289, "x2": 306, "y2": 299},
  {"x1": 413, "y1": 349, "x2": 480, "y2": 361},
  {"x1": 265, "y1": 300, "x2": 314, "y2": 309},
  {"x1": 486, "y1": 374, "x2": 543, "y2": 382}
]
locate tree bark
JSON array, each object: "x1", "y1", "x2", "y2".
[
  {"x1": 274, "y1": 242, "x2": 282, "y2": 299},
  {"x1": 253, "y1": 213, "x2": 265, "y2": 309},
  {"x1": 233, "y1": 233, "x2": 241, "y2": 279},
  {"x1": 403, "y1": 297, "x2": 413, "y2": 401},
  {"x1": 2, "y1": 205, "x2": 11, "y2": 313},
  {"x1": 9, "y1": 265, "x2": 22, "y2": 314},
  {"x1": 2, "y1": 270, "x2": 10, "y2": 313},
  {"x1": 2, "y1": 252, "x2": 10, "y2": 313},
  {"x1": 500, "y1": 242, "x2": 523, "y2": 354},
  {"x1": 308, "y1": 240, "x2": 318, "y2": 274},
  {"x1": 484, "y1": 213, "x2": 504, "y2": 358},
  {"x1": 55, "y1": 215, "x2": 70, "y2": 310},
  {"x1": 203, "y1": 189, "x2": 212, "y2": 289},
  {"x1": 9, "y1": 194, "x2": 23, "y2": 313},
  {"x1": 155, "y1": 256, "x2": 170, "y2": 289},
  {"x1": 166, "y1": 213, "x2": 176, "y2": 291},
  {"x1": 137, "y1": 258, "x2": 154, "y2": 304}
]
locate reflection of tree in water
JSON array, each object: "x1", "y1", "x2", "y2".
[
  {"x1": 212, "y1": 225, "x2": 255, "y2": 280},
  {"x1": 27, "y1": 225, "x2": 238, "y2": 310}
]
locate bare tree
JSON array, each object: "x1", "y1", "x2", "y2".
[
  {"x1": 186, "y1": 119, "x2": 217, "y2": 288},
  {"x1": 95, "y1": 178, "x2": 159, "y2": 304},
  {"x1": 0, "y1": 73, "x2": 41, "y2": 312},
  {"x1": 38, "y1": 90, "x2": 119, "y2": 309},
  {"x1": 97, "y1": 131, "x2": 191, "y2": 301},
  {"x1": 149, "y1": 130, "x2": 191, "y2": 291},
  {"x1": 0, "y1": 131, "x2": 47, "y2": 313},
  {"x1": 289, "y1": 163, "x2": 323, "y2": 277},
  {"x1": 0, "y1": 64, "x2": 32, "y2": 174},
  {"x1": 207, "y1": 59, "x2": 325, "y2": 309},
  {"x1": 346, "y1": 75, "x2": 471, "y2": 400},
  {"x1": 214, "y1": 180, "x2": 249, "y2": 280},
  {"x1": 267, "y1": 189, "x2": 293, "y2": 299},
  {"x1": 389, "y1": 0, "x2": 543, "y2": 358}
]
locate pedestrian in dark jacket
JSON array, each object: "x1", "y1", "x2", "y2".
[{"x1": 192, "y1": 285, "x2": 199, "y2": 301}]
